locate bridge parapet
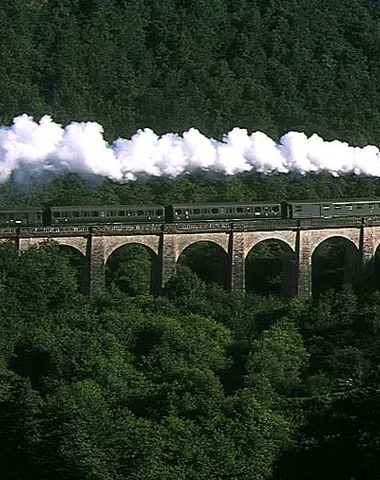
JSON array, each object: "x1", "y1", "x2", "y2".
[
  {"x1": 0, "y1": 227, "x2": 18, "y2": 237},
  {"x1": 94, "y1": 223, "x2": 163, "y2": 235},
  {"x1": 164, "y1": 219, "x2": 299, "y2": 233},
  {"x1": 167, "y1": 221, "x2": 233, "y2": 233},
  {"x1": 299, "y1": 217, "x2": 363, "y2": 229},
  {"x1": 21, "y1": 225, "x2": 90, "y2": 237},
  {"x1": 363, "y1": 217, "x2": 380, "y2": 226}
]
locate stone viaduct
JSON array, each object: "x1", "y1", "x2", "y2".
[{"x1": 3, "y1": 215, "x2": 380, "y2": 299}]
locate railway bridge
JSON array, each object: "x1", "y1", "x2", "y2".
[{"x1": 2, "y1": 216, "x2": 380, "y2": 299}]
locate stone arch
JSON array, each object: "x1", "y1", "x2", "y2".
[
  {"x1": 177, "y1": 239, "x2": 229, "y2": 288},
  {"x1": 312, "y1": 235, "x2": 360, "y2": 295},
  {"x1": 19, "y1": 237, "x2": 88, "y2": 257},
  {"x1": 18, "y1": 237, "x2": 88, "y2": 293},
  {"x1": 175, "y1": 233, "x2": 229, "y2": 262},
  {"x1": 243, "y1": 231, "x2": 297, "y2": 260},
  {"x1": 103, "y1": 235, "x2": 160, "y2": 263},
  {"x1": 245, "y1": 238, "x2": 297, "y2": 297},
  {"x1": 105, "y1": 241, "x2": 160, "y2": 296},
  {"x1": 309, "y1": 230, "x2": 360, "y2": 257},
  {"x1": 56, "y1": 244, "x2": 87, "y2": 293},
  {"x1": 54, "y1": 239, "x2": 87, "y2": 257}
]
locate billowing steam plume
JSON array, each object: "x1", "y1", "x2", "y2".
[{"x1": 2, "y1": 114, "x2": 380, "y2": 183}]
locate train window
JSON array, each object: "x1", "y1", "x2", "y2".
[
  {"x1": 194, "y1": 209, "x2": 200, "y2": 214},
  {"x1": 175, "y1": 209, "x2": 182, "y2": 215},
  {"x1": 236, "y1": 207, "x2": 244, "y2": 213},
  {"x1": 73, "y1": 211, "x2": 80, "y2": 217},
  {"x1": 345, "y1": 205, "x2": 353, "y2": 210},
  {"x1": 211, "y1": 208, "x2": 219, "y2": 214},
  {"x1": 53, "y1": 212, "x2": 60, "y2": 218},
  {"x1": 272, "y1": 206, "x2": 280, "y2": 213},
  {"x1": 356, "y1": 205, "x2": 363, "y2": 209},
  {"x1": 156, "y1": 209, "x2": 163, "y2": 216},
  {"x1": 92, "y1": 211, "x2": 99, "y2": 217},
  {"x1": 254, "y1": 207, "x2": 262, "y2": 214},
  {"x1": 137, "y1": 210, "x2": 144, "y2": 216},
  {"x1": 0, "y1": 213, "x2": 5, "y2": 221},
  {"x1": 246, "y1": 207, "x2": 251, "y2": 212},
  {"x1": 118, "y1": 210, "x2": 125, "y2": 216}
]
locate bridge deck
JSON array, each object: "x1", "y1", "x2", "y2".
[{"x1": 0, "y1": 216, "x2": 375, "y2": 238}]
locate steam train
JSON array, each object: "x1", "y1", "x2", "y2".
[{"x1": 1, "y1": 199, "x2": 380, "y2": 227}]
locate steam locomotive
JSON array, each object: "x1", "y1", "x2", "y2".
[{"x1": 1, "y1": 199, "x2": 380, "y2": 227}]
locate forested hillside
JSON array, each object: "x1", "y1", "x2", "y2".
[
  {"x1": 2, "y1": 0, "x2": 380, "y2": 145},
  {"x1": 2, "y1": 1, "x2": 380, "y2": 479}
]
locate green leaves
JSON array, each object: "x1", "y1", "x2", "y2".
[{"x1": 246, "y1": 318, "x2": 309, "y2": 395}]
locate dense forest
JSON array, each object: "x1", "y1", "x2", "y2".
[
  {"x1": 2, "y1": 0, "x2": 380, "y2": 479},
  {"x1": 2, "y1": 0, "x2": 380, "y2": 145}
]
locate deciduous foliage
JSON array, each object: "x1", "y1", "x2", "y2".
[
  {"x1": 3, "y1": 0, "x2": 380, "y2": 476},
  {"x1": 0, "y1": 242, "x2": 297, "y2": 479}
]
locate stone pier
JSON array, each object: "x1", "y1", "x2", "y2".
[{"x1": 6, "y1": 217, "x2": 380, "y2": 299}]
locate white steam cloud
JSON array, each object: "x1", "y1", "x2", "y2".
[{"x1": 1, "y1": 114, "x2": 380, "y2": 183}]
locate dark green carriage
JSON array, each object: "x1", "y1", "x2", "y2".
[
  {"x1": 50, "y1": 205, "x2": 165, "y2": 224},
  {"x1": 0, "y1": 207, "x2": 43, "y2": 226},
  {"x1": 167, "y1": 202, "x2": 282, "y2": 222},
  {"x1": 285, "y1": 199, "x2": 380, "y2": 218}
]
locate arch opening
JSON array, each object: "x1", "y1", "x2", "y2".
[
  {"x1": 57, "y1": 245, "x2": 86, "y2": 293},
  {"x1": 372, "y1": 245, "x2": 380, "y2": 291},
  {"x1": 177, "y1": 241, "x2": 229, "y2": 288},
  {"x1": 106, "y1": 243, "x2": 159, "y2": 296},
  {"x1": 245, "y1": 239, "x2": 296, "y2": 297},
  {"x1": 312, "y1": 236, "x2": 360, "y2": 296}
]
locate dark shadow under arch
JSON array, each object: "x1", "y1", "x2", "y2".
[
  {"x1": 106, "y1": 243, "x2": 159, "y2": 296},
  {"x1": 312, "y1": 236, "x2": 360, "y2": 296},
  {"x1": 245, "y1": 239, "x2": 296, "y2": 297},
  {"x1": 57, "y1": 245, "x2": 86, "y2": 293},
  {"x1": 177, "y1": 241, "x2": 229, "y2": 288},
  {"x1": 373, "y1": 245, "x2": 380, "y2": 292}
]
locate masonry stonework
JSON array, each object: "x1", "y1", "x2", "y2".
[
  {"x1": 229, "y1": 230, "x2": 245, "y2": 292},
  {"x1": 88, "y1": 235, "x2": 106, "y2": 295},
  {"x1": 10, "y1": 221, "x2": 380, "y2": 298},
  {"x1": 160, "y1": 232, "x2": 178, "y2": 288}
]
